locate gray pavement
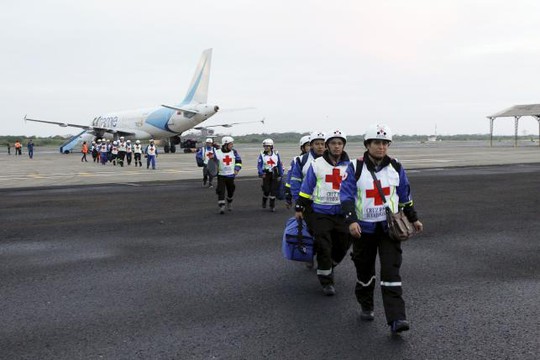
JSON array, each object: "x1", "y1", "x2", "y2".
[
  {"x1": 0, "y1": 141, "x2": 539, "y2": 359},
  {"x1": 1, "y1": 140, "x2": 539, "y2": 189}
]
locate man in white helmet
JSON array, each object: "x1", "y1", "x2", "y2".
[
  {"x1": 117, "y1": 136, "x2": 126, "y2": 167},
  {"x1": 340, "y1": 123, "x2": 423, "y2": 333},
  {"x1": 110, "y1": 140, "x2": 119, "y2": 166},
  {"x1": 284, "y1": 135, "x2": 311, "y2": 209},
  {"x1": 133, "y1": 140, "x2": 143, "y2": 167},
  {"x1": 295, "y1": 130, "x2": 352, "y2": 296},
  {"x1": 289, "y1": 131, "x2": 326, "y2": 203},
  {"x1": 125, "y1": 139, "x2": 133, "y2": 166},
  {"x1": 145, "y1": 139, "x2": 158, "y2": 170},
  {"x1": 213, "y1": 136, "x2": 242, "y2": 214},
  {"x1": 257, "y1": 138, "x2": 284, "y2": 212},
  {"x1": 196, "y1": 138, "x2": 217, "y2": 188}
]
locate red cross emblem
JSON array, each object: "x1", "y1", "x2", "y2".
[
  {"x1": 223, "y1": 155, "x2": 233, "y2": 165},
  {"x1": 206, "y1": 152, "x2": 214, "y2": 158},
  {"x1": 325, "y1": 168, "x2": 342, "y2": 190},
  {"x1": 266, "y1": 158, "x2": 276, "y2": 167},
  {"x1": 366, "y1": 180, "x2": 390, "y2": 205}
]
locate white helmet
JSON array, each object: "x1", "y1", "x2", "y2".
[
  {"x1": 120, "y1": 136, "x2": 125, "y2": 140},
  {"x1": 299, "y1": 135, "x2": 310, "y2": 147},
  {"x1": 96, "y1": 139, "x2": 101, "y2": 143},
  {"x1": 262, "y1": 138, "x2": 274, "y2": 146},
  {"x1": 309, "y1": 131, "x2": 326, "y2": 143},
  {"x1": 149, "y1": 139, "x2": 154, "y2": 143},
  {"x1": 222, "y1": 136, "x2": 234, "y2": 145},
  {"x1": 135, "y1": 140, "x2": 141, "y2": 144},
  {"x1": 325, "y1": 129, "x2": 347, "y2": 145},
  {"x1": 364, "y1": 124, "x2": 393, "y2": 142},
  {"x1": 205, "y1": 138, "x2": 213, "y2": 143},
  {"x1": 126, "y1": 140, "x2": 131, "y2": 143},
  {"x1": 113, "y1": 141, "x2": 118, "y2": 146}
]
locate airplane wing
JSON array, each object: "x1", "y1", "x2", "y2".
[
  {"x1": 24, "y1": 115, "x2": 93, "y2": 130},
  {"x1": 24, "y1": 115, "x2": 136, "y2": 137},
  {"x1": 193, "y1": 118, "x2": 265, "y2": 130}
]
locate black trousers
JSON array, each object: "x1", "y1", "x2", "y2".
[
  {"x1": 352, "y1": 222, "x2": 406, "y2": 324},
  {"x1": 261, "y1": 172, "x2": 279, "y2": 197},
  {"x1": 216, "y1": 176, "x2": 235, "y2": 203},
  {"x1": 306, "y1": 212, "x2": 351, "y2": 286}
]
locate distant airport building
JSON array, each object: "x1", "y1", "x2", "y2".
[{"x1": 487, "y1": 104, "x2": 540, "y2": 147}]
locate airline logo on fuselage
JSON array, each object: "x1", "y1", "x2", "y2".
[{"x1": 92, "y1": 116, "x2": 118, "y2": 128}]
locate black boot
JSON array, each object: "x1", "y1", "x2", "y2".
[
  {"x1": 269, "y1": 197, "x2": 276, "y2": 212},
  {"x1": 262, "y1": 196, "x2": 268, "y2": 209}
]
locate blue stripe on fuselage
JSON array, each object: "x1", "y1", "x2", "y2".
[{"x1": 146, "y1": 108, "x2": 175, "y2": 132}]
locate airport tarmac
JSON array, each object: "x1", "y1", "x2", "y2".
[
  {"x1": 1, "y1": 140, "x2": 539, "y2": 189},
  {"x1": 1, "y1": 161, "x2": 539, "y2": 359}
]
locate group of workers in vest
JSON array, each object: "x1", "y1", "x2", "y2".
[
  {"x1": 283, "y1": 123, "x2": 424, "y2": 334},
  {"x1": 88, "y1": 137, "x2": 156, "y2": 169}
]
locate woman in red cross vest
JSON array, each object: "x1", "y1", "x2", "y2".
[
  {"x1": 214, "y1": 136, "x2": 242, "y2": 214},
  {"x1": 295, "y1": 130, "x2": 352, "y2": 296},
  {"x1": 257, "y1": 138, "x2": 284, "y2": 212},
  {"x1": 340, "y1": 123, "x2": 423, "y2": 334}
]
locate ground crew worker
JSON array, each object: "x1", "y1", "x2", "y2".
[
  {"x1": 295, "y1": 130, "x2": 352, "y2": 296},
  {"x1": 14, "y1": 140, "x2": 22, "y2": 155},
  {"x1": 214, "y1": 136, "x2": 242, "y2": 214},
  {"x1": 196, "y1": 138, "x2": 216, "y2": 188},
  {"x1": 340, "y1": 123, "x2": 423, "y2": 333},
  {"x1": 81, "y1": 141, "x2": 88, "y2": 162},
  {"x1": 117, "y1": 136, "x2": 126, "y2": 167},
  {"x1": 133, "y1": 140, "x2": 143, "y2": 167},
  {"x1": 7, "y1": 142, "x2": 10, "y2": 155},
  {"x1": 288, "y1": 131, "x2": 326, "y2": 204},
  {"x1": 125, "y1": 140, "x2": 133, "y2": 166},
  {"x1": 257, "y1": 138, "x2": 284, "y2": 212},
  {"x1": 145, "y1": 139, "x2": 158, "y2": 169},
  {"x1": 27, "y1": 140, "x2": 34, "y2": 159},
  {"x1": 285, "y1": 135, "x2": 311, "y2": 208}
]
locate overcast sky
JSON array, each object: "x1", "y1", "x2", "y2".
[{"x1": 2, "y1": 0, "x2": 540, "y2": 137}]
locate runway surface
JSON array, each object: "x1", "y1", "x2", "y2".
[
  {"x1": 1, "y1": 157, "x2": 539, "y2": 359},
  {"x1": 1, "y1": 140, "x2": 539, "y2": 189}
]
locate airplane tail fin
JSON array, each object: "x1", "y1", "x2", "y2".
[{"x1": 181, "y1": 48, "x2": 212, "y2": 105}]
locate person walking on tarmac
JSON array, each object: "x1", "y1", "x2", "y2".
[
  {"x1": 14, "y1": 140, "x2": 22, "y2": 156},
  {"x1": 27, "y1": 140, "x2": 34, "y2": 159},
  {"x1": 340, "y1": 124, "x2": 423, "y2": 333},
  {"x1": 133, "y1": 140, "x2": 143, "y2": 167},
  {"x1": 214, "y1": 136, "x2": 242, "y2": 214},
  {"x1": 145, "y1": 139, "x2": 158, "y2": 170},
  {"x1": 117, "y1": 136, "x2": 126, "y2": 167},
  {"x1": 288, "y1": 131, "x2": 326, "y2": 204},
  {"x1": 196, "y1": 138, "x2": 217, "y2": 188},
  {"x1": 81, "y1": 141, "x2": 89, "y2": 162},
  {"x1": 257, "y1": 138, "x2": 284, "y2": 212},
  {"x1": 284, "y1": 135, "x2": 310, "y2": 209},
  {"x1": 295, "y1": 130, "x2": 352, "y2": 296},
  {"x1": 125, "y1": 140, "x2": 133, "y2": 166}
]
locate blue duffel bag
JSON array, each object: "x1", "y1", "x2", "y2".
[{"x1": 282, "y1": 217, "x2": 314, "y2": 262}]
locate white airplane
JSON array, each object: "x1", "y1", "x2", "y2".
[{"x1": 25, "y1": 49, "x2": 254, "y2": 154}]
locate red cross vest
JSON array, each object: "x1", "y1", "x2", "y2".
[
  {"x1": 353, "y1": 161, "x2": 400, "y2": 222},
  {"x1": 215, "y1": 150, "x2": 236, "y2": 176},
  {"x1": 133, "y1": 144, "x2": 142, "y2": 154},
  {"x1": 203, "y1": 146, "x2": 214, "y2": 165},
  {"x1": 311, "y1": 157, "x2": 348, "y2": 205},
  {"x1": 146, "y1": 144, "x2": 157, "y2": 156},
  {"x1": 260, "y1": 151, "x2": 279, "y2": 172}
]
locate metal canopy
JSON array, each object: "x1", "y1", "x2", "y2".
[{"x1": 486, "y1": 104, "x2": 540, "y2": 147}]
